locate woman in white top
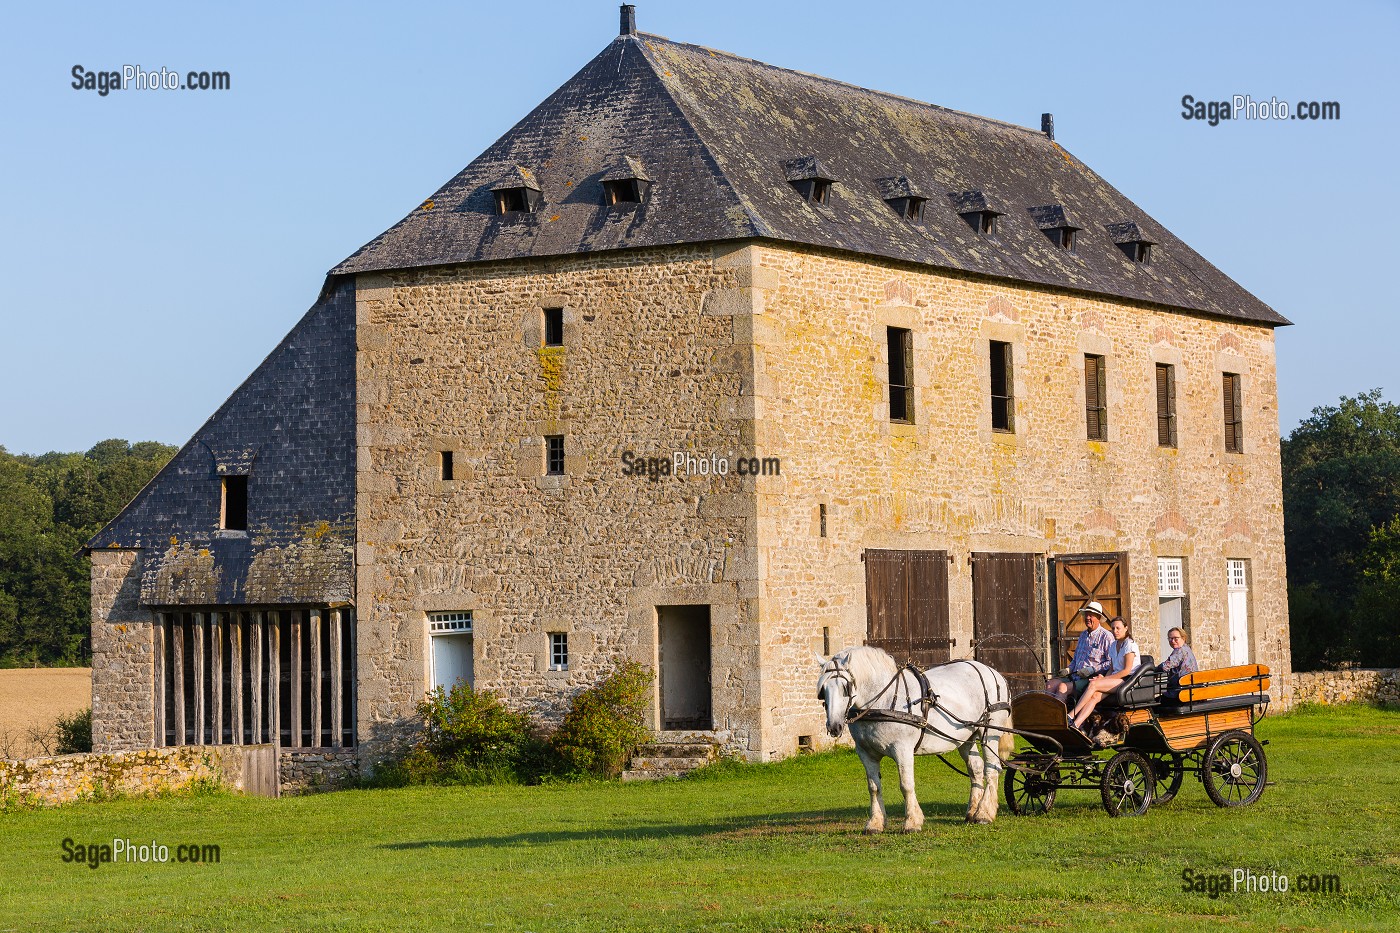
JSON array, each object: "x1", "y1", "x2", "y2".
[{"x1": 1069, "y1": 617, "x2": 1140, "y2": 730}]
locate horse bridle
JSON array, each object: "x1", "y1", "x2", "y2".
[{"x1": 817, "y1": 659, "x2": 860, "y2": 720}]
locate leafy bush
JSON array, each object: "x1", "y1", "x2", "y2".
[
  {"x1": 54, "y1": 707, "x2": 91, "y2": 754},
  {"x1": 549, "y1": 662, "x2": 653, "y2": 778},
  {"x1": 379, "y1": 683, "x2": 546, "y2": 786}
]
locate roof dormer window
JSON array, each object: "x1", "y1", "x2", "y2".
[
  {"x1": 876, "y1": 177, "x2": 927, "y2": 223},
  {"x1": 490, "y1": 166, "x2": 543, "y2": 216},
  {"x1": 1029, "y1": 204, "x2": 1081, "y2": 252},
  {"x1": 947, "y1": 191, "x2": 1002, "y2": 236},
  {"x1": 600, "y1": 156, "x2": 651, "y2": 206},
  {"x1": 784, "y1": 156, "x2": 835, "y2": 206},
  {"x1": 1106, "y1": 222, "x2": 1157, "y2": 265}
]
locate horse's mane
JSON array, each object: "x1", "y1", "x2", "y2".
[{"x1": 833, "y1": 645, "x2": 899, "y2": 686}]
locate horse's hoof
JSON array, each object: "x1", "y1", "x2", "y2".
[
  {"x1": 863, "y1": 824, "x2": 884, "y2": 835},
  {"x1": 901, "y1": 824, "x2": 923, "y2": 834},
  {"x1": 967, "y1": 815, "x2": 993, "y2": 825}
]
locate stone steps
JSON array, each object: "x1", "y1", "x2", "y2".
[{"x1": 621, "y1": 735, "x2": 720, "y2": 782}]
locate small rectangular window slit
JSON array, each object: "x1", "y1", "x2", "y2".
[
  {"x1": 440, "y1": 451, "x2": 454, "y2": 481},
  {"x1": 545, "y1": 435, "x2": 565, "y2": 475},
  {"x1": 543, "y1": 308, "x2": 564, "y2": 347}
]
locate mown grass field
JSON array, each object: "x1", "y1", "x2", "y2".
[{"x1": 1, "y1": 704, "x2": 1396, "y2": 932}]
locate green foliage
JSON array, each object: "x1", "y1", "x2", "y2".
[
  {"x1": 549, "y1": 661, "x2": 653, "y2": 778},
  {"x1": 377, "y1": 664, "x2": 655, "y2": 786},
  {"x1": 1350, "y1": 517, "x2": 1400, "y2": 666},
  {"x1": 377, "y1": 682, "x2": 547, "y2": 786},
  {"x1": 54, "y1": 708, "x2": 92, "y2": 755},
  {"x1": 0, "y1": 439, "x2": 175, "y2": 665},
  {"x1": 1282, "y1": 389, "x2": 1400, "y2": 668}
]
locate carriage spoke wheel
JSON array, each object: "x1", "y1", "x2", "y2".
[
  {"x1": 1145, "y1": 752, "x2": 1185, "y2": 805},
  {"x1": 1100, "y1": 750, "x2": 1155, "y2": 817},
  {"x1": 1005, "y1": 761, "x2": 1059, "y2": 816},
  {"x1": 1203, "y1": 730, "x2": 1268, "y2": 808}
]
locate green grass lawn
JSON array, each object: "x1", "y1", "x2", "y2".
[{"x1": 1, "y1": 704, "x2": 1396, "y2": 932}]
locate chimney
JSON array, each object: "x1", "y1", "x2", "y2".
[
  {"x1": 1041, "y1": 113, "x2": 1055, "y2": 141},
  {"x1": 620, "y1": 4, "x2": 637, "y2": 36}
]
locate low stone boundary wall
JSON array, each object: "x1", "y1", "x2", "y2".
[
  {"x1": 280, "y1": 749, "x2": 360, "y2": 795},
  {"x1": 1281, "y1": 669, "x2": 1400, "y2": 709},
  {"x1": 0, "y1": 745, "x2": 277, "y2": 808}
]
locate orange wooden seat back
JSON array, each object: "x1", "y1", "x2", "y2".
[{"x1": 1177, "y1": 664, "x2": 1270, "y2": 703}]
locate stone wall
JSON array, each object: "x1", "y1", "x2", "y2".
[
  {"x1": 279, "y1": 749, "x2": 360, "y2": 795},
  {"x1": 354, "y1": 244, "x2": 761, "y2": 764},
  {"x1": 350, "y1": 239, "x2": 1290, "y2": 764},
  {"x1": 0, "y1": 745, "x2": 274, "y2": 808},
  {"x1": 1282, "y1": 669, "x2": 1400, "y2": 709},
  {"x1": 90, "y1": 549, "x2": 155, "y2": 753},
  {"x1": 747, "y1": 242, "x2": 1291, "y2": 756}
]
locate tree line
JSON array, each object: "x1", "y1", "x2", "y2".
[
  {"x1": 1283, "y1": 389, "x2": 1400, "y2": 669},
  {"x1": 0, "y1": 390, "x2": 1395, "y2": 670},
  {"x1": 0, "y1": 440, "x2": 176, "y2": 666}
]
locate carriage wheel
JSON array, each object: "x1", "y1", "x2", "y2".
[
  {"x1": 1202, "y1": 731, "x2": 1267, "y2": 807},
  {"x1": 1004, "y1": 761, "x2": 1059, "y2": 816},
  {"x1": 1145, "y1": 752, "x2": 1185, "y2": 805},
  {"x1": 1100, "y1": 750, "x2": 1155, "y2": 817}
]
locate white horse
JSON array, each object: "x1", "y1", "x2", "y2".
[{"x1": 816, "y1": 646, "x2": 1015, "y2": 832}]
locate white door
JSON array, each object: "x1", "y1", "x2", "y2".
[
  {"x1": 1227, "y1": 560, "x2": 1250, "y2": 666},
  {"x1": 431, "y1": 633, "x2": 474, "y2": 690},
  {"x1": 1159, "y1": 597, "x2": 1182, "y2": 662}
]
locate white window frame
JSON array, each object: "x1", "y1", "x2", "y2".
[
  {"x1": 1157, "y1": 557, "x2": 1184, "y2": 597},
  {"x1": 548, "y1": 632, "x2": 569, "y2": 672}
]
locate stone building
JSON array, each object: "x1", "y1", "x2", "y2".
[{"x1": 88, "y1": 7, "x2": 1291, "y2": 773}]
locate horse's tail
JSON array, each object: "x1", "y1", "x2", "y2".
[{"x1": 998, "y1": 710, "x2": 1016, "y2": 759}]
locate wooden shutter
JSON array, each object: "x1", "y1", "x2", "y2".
[
  {"x1": 972, "y1": 553, "x2": 1045, "y2": 695},
  {"x1": 1084, "y1": 355, "x2": 1106, "y2": 440},
  {"x1": 1050, "y1": 553, "x2": 1132, "y2": 670},
  {"x1": 1223, "y1": 372, "x2": 1243, "y2": 452},
  {"x1": 1156, "y1": 363, "x2": 1176, "y2": 447},
  {"x1": 865, "y1": 549, "x2": 951, "y2": 668}
]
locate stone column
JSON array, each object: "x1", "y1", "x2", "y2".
[{"x1": 90, "y1": 549, "x2": 156, "y2": 753}]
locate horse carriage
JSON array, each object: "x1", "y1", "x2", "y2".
[
  {"x1": 1003, "y1": 661, "x2": 1272, "y2": 817},
  {"x1": 815, "y1": 646, "x2": 1272, "y2": 831}
]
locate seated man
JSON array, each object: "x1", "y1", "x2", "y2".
[
  {"x1": 1045, "y1": 601, "x2": 1113, "y2": 705},
  {"x1": 1159, "y1": 627, "x2": 1198, "y2": 697}
]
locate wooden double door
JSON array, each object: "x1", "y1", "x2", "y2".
[{"x1": 864, "y1": 549, "x2": 953, "y2": 669}]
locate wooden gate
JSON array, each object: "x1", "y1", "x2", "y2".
[
  {"x1": 864, "y1": 549, "x2": 952, "y2": 669},
  {"x1": 1050, "y1": 553, "x2": 1131, "y2": 670},
  {"x1": 971, "y1": 552, "x2": 1045, "y2": 696}
]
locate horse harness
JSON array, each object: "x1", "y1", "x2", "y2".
[{"x1": 822, "y1": 658, "x2": 1012, "y2": 776}]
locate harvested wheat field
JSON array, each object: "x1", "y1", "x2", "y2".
[{"x1": 0, "y1": 668, "x2": 91, "y2": 759}]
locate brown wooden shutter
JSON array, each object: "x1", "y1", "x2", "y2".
[
  {"x1": 1156, "y1": 363, "x2": 1177, "y2": 447},
  {"x1": 1231, "y1": 373, "x2": 1243, "y2": 451},
  {"x1": 903, "y1": 331, "x2": 916, "y2": 424},
  {"x1": 1223, "y1": 372, "x2": 1243, "y2": 452},
  {"x1": 1005, "y1": 343, "x2": 1015, "y2": 433},
  {"x1": 1084, "y1": 355, "x2": 1106, "y2": 440}
]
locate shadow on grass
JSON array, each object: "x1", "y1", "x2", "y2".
[{"x1": 379, "y1": 802, "x2": 983, "y2": 850}]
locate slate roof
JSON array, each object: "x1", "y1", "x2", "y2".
[{"x1": 332, "y1": 29, "x2": 1286, "y2": 326}]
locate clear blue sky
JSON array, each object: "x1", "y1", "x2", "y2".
[{"x1": 2, "y1": 1, "x2": 1396, "y2": 455}]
